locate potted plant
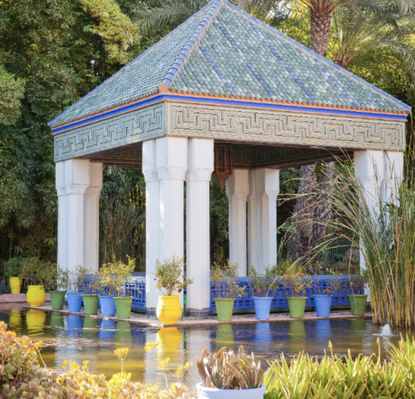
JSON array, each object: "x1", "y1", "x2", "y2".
[
  {"x1": 3, "y1": 258, "x2": 23, "y2": 294},
  {"x1": 196, "y1": 346, "x2": 265, "y2": 399},
  {"x1": 154, "y1": 256, "x2": 193, "y2": 324},
  {"x1": 283, "y1": 266, "x2": 313, "y2": 319},
  {"x1": 348, "y1": 274, "x2": 368, "y2": 316},
  {"x1": 313, "y1": 274, "x2": 343, "y2": 318},
  {"x1": 98, "y1": 256, "x2": 135, "y2": 318},
  {"x1": 48, "y1": 266, "x2": 69, "y2": 310},
  {"x1": 80, "y1": 272, "x2": 101, "y2": 316},
  {"x1": 249, "y1": 265, "x2": 278, "y2": 320},
  {"x1": 20, "y1": 258, "x2": 56, "y2": 307},
  {"x1": 211, "y1": 261, "x2": 246, "y2": 322},
  {"x1": 66, "y1": 266, "x2": 87, "y2": 313}
]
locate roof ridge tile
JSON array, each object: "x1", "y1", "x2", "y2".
[{"x1": 159, "y1": 0, "x2": 224, "y2": 92}]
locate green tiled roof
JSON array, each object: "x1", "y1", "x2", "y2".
[{"x1": 49, "y1": 0, "x2": 409, "y2": 128}]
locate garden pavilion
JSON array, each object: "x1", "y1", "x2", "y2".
[{"x1": 48, "y1": 0, "x2": 410, "y2": 317}]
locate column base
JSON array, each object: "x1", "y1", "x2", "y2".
[
  {"x1": 146, "y1": 307, "x2": 157, "y2": 317},
  {"x1": 187, "y1": 308, "x2": 210, "y2": 318}
]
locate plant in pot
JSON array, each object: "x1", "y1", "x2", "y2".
[
  {"x1": 313, "y1": 274, "x2": 342, "y2": 318},
  {"x1": 249, "y1": 265, "x2": 278, "y2": 320},
  {"x1": 80, "y1": 271, "x2": 101, "y2": 316},
  {"x1": 211, "y1": 261, "x2": 246, "y2": 322},
  {"x1": 283, "y1": 266, "x2": 313, "y2": 319},
  {"x1": 348, "y1": 274, "x2": 368, "y2": 316},
  {"x1": 98, "y1": 256, "x2": 135, "y2": 318},
  {"x1": 48, "y1": 266, "x2": 69, "y2": 310},
  {"x1": 3, "y1": 258, "x2": 23, "y2": 294},
  {"x1": 154, "y1": 256, "x2": 193, "y2": 324},
  {"x1": 196, "y1": 345, "x2": 265, "y2": 399},
  {"x1": 66, "y1": 266, "x2": 88, "y2": 313},
  {"x1": 20, "y1": 258, "x2": 55, "y2": 307}
]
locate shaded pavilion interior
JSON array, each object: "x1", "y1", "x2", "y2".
[{"x1": 48, "y1": 0, "x2": 409, "y2": 317}]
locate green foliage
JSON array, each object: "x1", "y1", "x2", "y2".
[
  {"x1": 349, "y1": 274, "x2": 368, "y2": 292},
  {"x1": 209, "y1": 179, "x2": 229, "y2": 264},
  {"x1": 19, "y1": 257, "x2": 57, "y2": 290},
  {"x1": 196, "y1": 346, "x2": 264, "y2": 390},
  {"x1": 0, "y1": 67, "x2": 24, "y2": 125},
  {"x1": 98, "y1": 256, "x2": 135, "y2": 296},
  {"x1": 3, "y1": 257, "x2": 23, "y2": 277},
  {"x1": 0, "y1": 321, "x2": 193, "y2": 398},
  {"x1": 55, "y1": 266, "x2": 70, "y2": 292},
  {"x1": 79, "y1": 0, "x2": 140, "y2": 64},
  {"x1": 211, "y1": 261, "x2": 247, "y2": 299},
  {"x1": 154, "y1": 256, "x2": 194, "y2": 296},
  {"x1": 249, "y1": 265, "x2": 279, "y2": 297},
  {"x1": 99, "y1": 166, "x2": 146, "y2": 270},
  {"x1": 264, "y1": 337, "x2": 415, "y2": 399}
]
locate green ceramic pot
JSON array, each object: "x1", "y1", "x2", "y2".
[
  {"x1": 286, "y1": 296, "x2": 307, "y2": 319},
  {"x1": 114, "y1": 296, "x2": 133, "y2": 319},
  {"x1": 82, "y1": 294, "x2": 99, "y2": 315},
  {"x1": 214, "y1": 298, "x2": 235, "y2": 322},
  {"x1": 348, "y1": 294, "x2": 368, "y2": 316},
  {"x1": 49, "y1": 291, "x2": 66, "y2": 310}
]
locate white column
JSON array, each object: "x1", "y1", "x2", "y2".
[
  {"x1": 226, "y1": 169, "x2": 249, "y2": 276},
  {"x1": 143, "y1": 139, "x2": 162, "y2": 314},
  {"x1": 56, "y1": 161, "x2": 68, "y2": 271},
  {"x1": 156, "y1": 137, "x2": 187, "y2": 307},
  {"x1": 248, "y1": 169, "x2": 259, "y2": 273},
  {"x1": 257, "y1": 169, "x2": 279, "y2": 271},
  {"x1": 61, "y1": 159, "x2": 90, "y2": 273},
  {"x1": 186, "y1": 139, "x2": 214, "y2": 317},
  {"x1": 354, "y1": 150, "x2": 386, "y2": 301},
  {"x1": 383, "y1": 151, "x2": 404, "y2": 203},
  {"x1": 85, "y1": 162, "x2": 102, "y2": 273}
]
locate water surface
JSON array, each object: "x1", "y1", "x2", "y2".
[{"x1": 1, "y1": 308, "x2": 411, "y2": 386}]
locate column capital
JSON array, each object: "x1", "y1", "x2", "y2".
[
  {"x1": 143, "y1": 169, "x2": 159, "y2": 183},
  {"x1": 186, "y1": 168, "x2": 213, "y2": 182},
  {"x1": 157, "y1": 166, "x2": 186, "y2": 181}
]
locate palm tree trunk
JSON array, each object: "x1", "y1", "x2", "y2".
[{"x1": 310, "y1": 10, "x2": 332, "y2": 56}]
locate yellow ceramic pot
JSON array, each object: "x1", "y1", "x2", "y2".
[
  {"x1": 9, "y1": 277, "x2": 21, "y2": 294},
  {"x1": 156, "y1": 295, "x2": 182, "y2": 324},
  {"x1": 26, "y1": 285, "x2": 46, "y2": 307}
]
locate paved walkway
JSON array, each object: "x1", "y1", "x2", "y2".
[{"x1": 27, "y1": 305, "x2": 372, "y2": 328}]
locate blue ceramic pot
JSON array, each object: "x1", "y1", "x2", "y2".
[
  {"x1": 67, "y1": 314, "x2": 84, "y2": 336},
  {"x1": 253, "y1": 296, "x2": 273, "y2": 320},
  {"x1": 99, "y1": 295, "x2": 116, "y2": 317},
  {"x1": 99, "y1": 319, "x2": 117, "y2": 341},
  {"x1": 314, "y1": 295, "x2": 332, "y2": 317},
  {"x1": 66, "y1": 292, "x2": 83, "y2": 312}
]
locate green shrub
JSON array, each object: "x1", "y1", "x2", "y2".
[{"x1": 3, "y1": 258, "x2": 23, "y2": 278}]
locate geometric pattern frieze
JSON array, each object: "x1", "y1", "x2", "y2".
[
  {"x1": 53, "y1": 101, "x2": 405, "y2": 162},
  {"x1": 167, "y1": 103, "x2": 405, "y2": 152},
  {"x1": 54, "y1": 103, "x2": 165, "y2": 162}
]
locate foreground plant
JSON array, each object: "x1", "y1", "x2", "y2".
[{"x1": 196, "y1": 346, "x2": 263, "y2": 390}]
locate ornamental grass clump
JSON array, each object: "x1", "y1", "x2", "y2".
[
  {"x1": 196, "y1": 346, "x2": 263, "y2": 390},
  {"x1": 325, "y1": 161, "x2": 415, "y2": 327}
]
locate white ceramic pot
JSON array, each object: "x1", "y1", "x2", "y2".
[{"x1": 196, "y1": 382, "x2": 266, "y2": 399}]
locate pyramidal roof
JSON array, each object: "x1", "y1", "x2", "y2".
[{"x1": 49, "y1": 0, "x2": 410, "y2": 129}]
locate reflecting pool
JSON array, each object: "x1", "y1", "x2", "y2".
[{"x1": 1, "y1": 309, "x2": 412, "y2": 385}]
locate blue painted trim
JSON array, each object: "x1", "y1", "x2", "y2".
[{"x1": 51, "y1": 94, "x2": 407, "y2": 134}]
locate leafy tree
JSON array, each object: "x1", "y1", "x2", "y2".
[{"x1": 0, "y1": 67, "x2": 24, "y2": 125}]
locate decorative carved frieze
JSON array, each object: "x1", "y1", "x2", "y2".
[
  {"x1": 167, "y1": 103, "x2": 405, "y2": 151},
  {"x1": 53, "y1": 101, "x2": 405, "y2": 162},
  {"x1": 54, "y1": 104, "x2": 165, "y2": 162}
]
